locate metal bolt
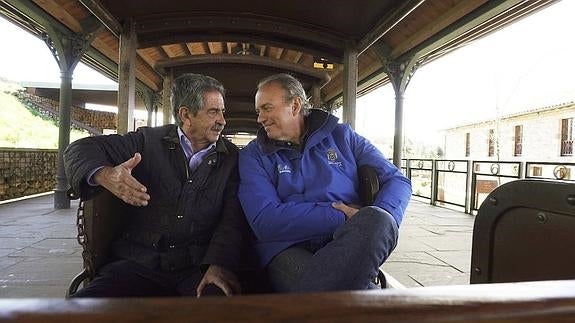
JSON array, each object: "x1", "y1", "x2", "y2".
[
  {"x1": 474, "y1": 267, "x2": 481, "y2": 275},
  {"x1": 536, "y1": 212, "x2": 547, "y2": 224},
  {"x1": 488, "y1": 197, "x2": 497, "y2": 205}
]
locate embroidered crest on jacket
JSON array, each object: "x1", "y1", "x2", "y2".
[
  {"x1": 277, "y1": 164, "x2": 292, "y2": 174},
  {"x1": 327, "y1": 148, "x2": 342, "y2": 167}
]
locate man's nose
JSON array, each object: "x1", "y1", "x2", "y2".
[
  {"x1": 216, "y1": 112, "x2": 226, "y2": 125},
  {"x1": 257, "y1": 112, "x2": 265, "y2": 124}
]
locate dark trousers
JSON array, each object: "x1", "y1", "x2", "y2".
[
  {"x1": 71, "y1": 260, "x2": 225, "y2": 298},
  {"x1": 266, "y1": 206, "x2": 398, "y2": 293}
]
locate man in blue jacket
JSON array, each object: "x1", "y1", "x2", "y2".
[{"x1": 238, "y1": 73, "x2": 412, "y2": 293}]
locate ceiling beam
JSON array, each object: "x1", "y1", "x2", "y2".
[
  {"x1": 357, "y1": 0, "x2": 426, "y2": 55},
  {"x1": 158, "y1": 45, "x2": 170, "y2": 58},
  {"x1": 202, "y1": 42, "x2": 210, "y2": 54},
  {"x1": 2, "y1": 0, "x2": 71, "y2": 35},
  {"x1": 293, "y1": 51, "x2": 303, "y2": 64},
  {"x1": 135, "y1": 13, "x2": 346, "y2": 63},
  {"x1": 185, "y1": 42, "x2": 195, "y2": 54},
  {"x1": 390, "y1": 0, "x2": 487, "y2": 58},
  {"x1": 78, "y1": 0, "x2": 121, "y2": 37},
  {"x1": 181, "y1": 43, "x2": 192, "y2": 56},
  {"x1": 276, "y1": 48, "x2": 284, "y2": 60},
  {"x1": 83, "y1": 48, "x2": 154, "y2": 92},
  {"x1": 397, "y1": 0, "x2": 526, "y2": 62},
  {"x1": 138, "y1": 33, "x2": 343, "y2": 64},
  {"x1": 155, "y1": 54, "x2": 331, "y2": 86},
  {"x1": 207, "y1": 42, "x2": 218, "y2": 54}
]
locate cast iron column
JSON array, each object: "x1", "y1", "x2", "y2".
[
  {"x1": 41, "y1": 24, "x2": 101, "y2": 209},
  {"x1": 54, "y1": 69, "x2": 73, "y2": 209}
]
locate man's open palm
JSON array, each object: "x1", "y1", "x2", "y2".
[{"x1": 94, "y1": 153, "x2": 150, "y2": 206}]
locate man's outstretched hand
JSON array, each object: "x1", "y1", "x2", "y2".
[{"x1": 94, "y1": 153, "x2": 150, "y2": 206}]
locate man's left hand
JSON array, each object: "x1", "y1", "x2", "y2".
[{"x1": 196, "y1": 265, "x2": 241, "y2": 297}]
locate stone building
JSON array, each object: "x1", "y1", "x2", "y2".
[{"x1": 443, "y1": 102, "x2": 575, "y2": 162}]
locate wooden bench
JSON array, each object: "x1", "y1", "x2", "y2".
[
  {"x1": 68, "y1": 165, "x2": 391, "y2": 295},
  {"x1": 471, "y1": 179, "x2": 575, "y2": 283},
  {"x1": 3, "y1": 279, "x2": 575, "y2": 322}
]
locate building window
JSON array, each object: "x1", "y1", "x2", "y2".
[
  {"x1": 561, "y1": 118, "x2": 573, "y2": 156},
  {"x1": 488, "y1": 129, "x2": 495, "y2": 157},
  {"x1": 465, "y1": 132, "x2": 470, "y2": 157},
  {"x1": 532, "y1": 166, "x2": 542, "y2": 177},
  {"x1": 513, "y1": 125, "x2": 523, "y2": 156}
]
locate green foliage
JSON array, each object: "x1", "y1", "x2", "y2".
[{"x1": 0, "y1": 82, "x2": 89, "y2": 148}]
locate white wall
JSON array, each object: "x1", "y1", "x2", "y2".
[{"x1": 443, "y1": 104, "x2": 575, "y2": 162}]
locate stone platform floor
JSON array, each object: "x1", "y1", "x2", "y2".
[{"x1": 0, "y1": 194, "x2": 474, "y2": 297}]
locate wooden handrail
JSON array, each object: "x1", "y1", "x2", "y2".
[{"x1": 1, "y1": 280, "x2": 575, "y2": 322}]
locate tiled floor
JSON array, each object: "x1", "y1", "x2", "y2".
[{"x1": 0, "y1": 194, "x2": 475, "y2": 297}]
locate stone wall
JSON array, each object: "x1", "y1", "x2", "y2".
[
  {"x1": 18, "y1": 91, "x2": 117, "y2": 132},
  {"x1": 444, "y1": 103, "x2": 575, "y2": 162},
  {"x1": 0, "y1": 148, "x2": 57, "y2": 201}
]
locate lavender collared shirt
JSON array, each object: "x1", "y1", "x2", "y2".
[{"x1": 177, "y1": 127, "x2": 216, "y2": 173}]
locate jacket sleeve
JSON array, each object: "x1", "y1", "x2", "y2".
[
  {"x1": 351, "y1": 128, "x2": 412, "y2": 226},
  {"x1": 238, "y1": 145, "x2": 346, "y2": 243},
  {"x1": 64, "y1": 131, "x2": 144, "y2": 200},
  {"x1": 201, "y1": 159, "x2": 250, "y2": 272}
]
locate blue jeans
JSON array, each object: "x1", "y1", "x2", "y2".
[{"x1": 266, "y1": 206, "x2": 398, "y2": 293}]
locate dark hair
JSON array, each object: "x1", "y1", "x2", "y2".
[
  {"x1": 257, "y1": 73, "x2": 311, "y2": 116},
  {"x1": 171, "y1": 73, "x2": 225, "y2": 126}
]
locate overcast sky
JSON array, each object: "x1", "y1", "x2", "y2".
[{"x1": 1, "y1": 1, "x2": 574, "y2": 146}]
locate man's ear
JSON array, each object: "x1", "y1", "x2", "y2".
[
  {"x1": 292, "y1": 97, "x2": 302, "y2": 116},
  {"x1": 178, "y1": 106, "x2": 189, "y2": 124}
]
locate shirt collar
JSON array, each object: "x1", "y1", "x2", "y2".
[{"x1": 177, "y1": 127, "x2": 216, "y2": 158}]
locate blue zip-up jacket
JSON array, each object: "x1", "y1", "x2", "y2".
[{"x1": 238, "y1": 109, "x2": 412, "y2": 267}]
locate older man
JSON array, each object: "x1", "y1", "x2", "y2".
[
  {"x1": 65, "y1": 73, "x2": 248, "y2": 297},
  {"x1": 238, "y1": 73, "x2": 411, "y2": 292}
]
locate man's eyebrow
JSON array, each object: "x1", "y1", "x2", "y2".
[{"x1": 257, "y1": 103, "x2": 272, "y2": 109}]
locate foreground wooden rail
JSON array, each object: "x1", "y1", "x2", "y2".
[{"x1": 1, "y1": 280, "x2": 575, "y2": 322}]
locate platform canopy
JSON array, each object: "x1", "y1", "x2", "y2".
[{"x1": 0, "y1": 0, "x2": 558, "y2": 134}]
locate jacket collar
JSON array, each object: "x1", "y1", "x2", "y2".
[{"x1": 256, "y1": 109, "x2": 338, "y2": 155}]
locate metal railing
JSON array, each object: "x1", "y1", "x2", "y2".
[
  {"x1": 403, "y1": 158, "x2": 574, "y2": 214},
  {"x1": 2, "y1": 149, "x2": 574, "y2": 213}
]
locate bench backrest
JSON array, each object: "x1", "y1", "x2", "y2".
[
  {"x1": 470, "y1": 179, "x2": 575, "y2": 283},
  {"x1": 67, "y1": 190, "x2": 127, "y2": 296}
]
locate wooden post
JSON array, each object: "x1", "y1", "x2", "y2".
[
  {"x1": 117, "y1": 18, "x2": 136, "y2": 134},
  {"x1": 311, "y1": 83, "x2": 322, "y2": 109},
  {"x1": 342, "y1": 44, "x2": 358, "y2": 129},
  {"x1": 162, "y1": 71, "x2": 173, "y2": 125}
]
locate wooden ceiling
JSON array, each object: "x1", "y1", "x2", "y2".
[{"x1": 0, "y1": 0, "x2": 558, "y2": 133}]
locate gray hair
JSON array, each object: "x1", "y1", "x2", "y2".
[
  {"x1": 171, "y1": 73, "x2": 225, "y2": 126},
  {"x1": 257, "y1": 73, "x2": 312, "y2": 116}
]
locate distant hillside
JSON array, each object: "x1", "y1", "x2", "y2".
[{"x1": 0, "y1": 80, "x2": 89, "y2": 148}]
